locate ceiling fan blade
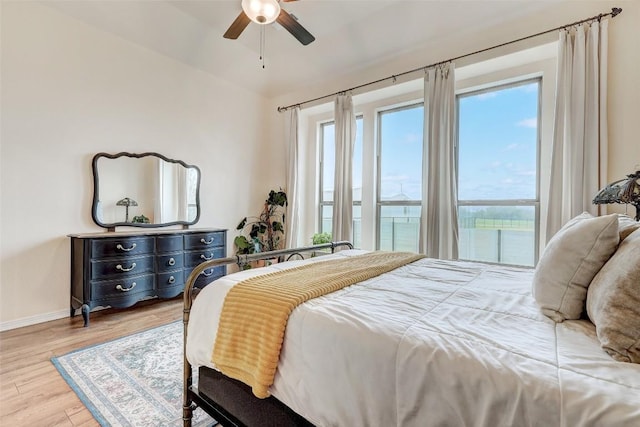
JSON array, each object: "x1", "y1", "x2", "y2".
[
  {"x1": 276, "y1": 9, "x2": 315, "y2": 46},
  {"x1": 223, "y1": 11, "x2": 251, "y2": 39}
]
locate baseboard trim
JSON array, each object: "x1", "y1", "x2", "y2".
[{"x1": 1, "y1": 309, "x2": 69, "y2": 332}]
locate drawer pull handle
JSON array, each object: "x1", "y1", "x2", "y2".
[
  {"x1": 200, "y1": 253, "x2": 214, "y2": 261},
  {"x1": 200, "y1": 237, "x2": 214, "y2": 245},
  {"x1": 116, "y1": 243, "x2": 137, "y2": 252},
  {"x1": 116, "y1": 263, "x2": 136, "y2": 272},
  {"x1": 168, "y1": 257, "x2": 176, "y2": 266},
  {"x1": 202, "y1": 269, "x2": 214, "y2": 277},
  {"x1": 168, "y1": 276, "x2": 176, "y2": 284},
  {"x1": 116, "y1": 282, "x2": 137, "y2": 292}
]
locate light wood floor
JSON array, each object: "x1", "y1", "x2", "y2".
[{"x1": 0, "y1": 298, "x2": 183, "y2": 426}]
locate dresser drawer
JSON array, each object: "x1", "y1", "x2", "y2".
[
  {"x1": 184, "y1": 247, "x2": 225, "y2": 268},
  {"x1": 157, "y1": 253, "x2": 184, "y2": 273},
  {"x1": 91, "y1": 274, "x2": 154, "y2": 300},
  {"x1": 185, "y1": 266, "x2": 225, "y2": 289},
  {"x1": 91, "y1": 237, "x2": 154, "y2": 258},
  {"x1": 184, "y1": 231, "x2": 225, "y2": 250},
  {"x1": 157, "y1": 270, "x2": 184, "y2": 289},
  {"x1": 91, "y1": 255, "x2": 154, "y2": 280},
  {"x1": 156, "y1": 235, "x2": 183, "y2": 253}
]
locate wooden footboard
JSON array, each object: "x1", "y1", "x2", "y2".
[{"x1": 182, "y1": 241, "x2": 354, "y2": 427}]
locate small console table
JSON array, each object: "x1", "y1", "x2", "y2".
[{"x1": 69, "y1": 228, "x2": 227, "y2": 326}]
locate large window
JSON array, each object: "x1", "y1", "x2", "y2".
[
  {"x1": 457, "y1": 79, "x2": 540, "y2": 266},
  {"x1": 377, "y1": 104, "x2": 423, "y2": 251},
  {"x1": 310, "y1": 54, "x2": 552, "y2": 263},
  {"x1": 319, "y1": 117, "x2": 363, "y2": 247}
]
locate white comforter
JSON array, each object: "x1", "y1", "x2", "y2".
[{"x1": 186, "y1": 250, "x2": 640, "y2": 427}]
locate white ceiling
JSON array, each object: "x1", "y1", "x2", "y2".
[{"x1": 44, "y1": 0, "x2": 575, "y2": 98}]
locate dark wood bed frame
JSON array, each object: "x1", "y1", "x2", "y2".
[{"x1": 182, "y1": 241, "x2": 354, "y2": 427}]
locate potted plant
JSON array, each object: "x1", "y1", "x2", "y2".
[
  {"x1": 234, "y1": 189, "x2": 288, "y2": 266},
  {"x1": 311, "y1": 232, "x2": 332, "y2": 257},
  {"x1": 132, "y1": 214, "x2": 150, "y2": 224},
  {"x1": 312, "y1": 232, "x2": 332, "y2": 245}
]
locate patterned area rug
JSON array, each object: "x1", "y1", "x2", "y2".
[{"x1": 52, "y1": 322, "x2": 216, "y2": 427}]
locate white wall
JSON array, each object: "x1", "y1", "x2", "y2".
[
  {"x1": 0, "y1": 2, "x2": 280, "y2": 328},
  {"x1": 270, "y1": 0, "x2": 640, "y2": 199},
  {"x1": 2, "y1": 1, "x2": 639, "y2": 329}
]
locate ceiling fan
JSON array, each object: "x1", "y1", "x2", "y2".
[{"x1": 223, "y1": 0, "x2": 315, "y2": 46}]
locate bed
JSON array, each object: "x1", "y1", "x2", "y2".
[{"x1": 182, "y1": 220, "x2": 640, "y2": 427}]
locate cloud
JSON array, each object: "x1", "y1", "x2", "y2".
[
  {"x1": 476, "y1": 92, "x2": 498, "y2": 100},
  {"x1": 403, "y1": 132, "x2": 421, "y2": 144},
  {"x1": 517, "y1": 118, "x2": 537, "y2": 128}
]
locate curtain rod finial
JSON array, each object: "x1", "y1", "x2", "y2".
[{"x1": 611, "y1": 7, "x2": 622, "y2": 17}]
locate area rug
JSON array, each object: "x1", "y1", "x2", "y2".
[{"x1": 52, "y1": 321, "x2": 217, "y2": 427}]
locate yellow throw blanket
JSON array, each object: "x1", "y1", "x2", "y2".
[{"x1": 212, "y1": 251, "x2": 425, "y2": 398}]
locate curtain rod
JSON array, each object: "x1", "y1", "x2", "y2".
[{"x1": 277, "y1": 7, "x2": 622, "y2": 113}]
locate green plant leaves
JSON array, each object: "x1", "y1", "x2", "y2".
[
  {"x1": 234, "y1": 235, "x2": 251, "y2": 254},
  {"x1": 235, "y1": 189, "x2": 287, "y2": 256},
  {"x1": 312, "y1": 232, "x2": 332, "y2": 244},
  {"x1": 267, "y1": 190, "x2": 288, "y2": 207}
]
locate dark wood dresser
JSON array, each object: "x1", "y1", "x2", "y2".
[{"x1": 69, "y1": 228, "x2": 226, "y2": 326}]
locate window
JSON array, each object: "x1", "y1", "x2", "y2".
[
  {"x1": 319, "y1": 117, "x2": 363, "y2": 247},
  {"x1": 307, "y1": 50, "x2": 553, "y2": 259},
  {"x1": 377, "y1": 104, "x2": 423, "y2": 251},
  {"x1": 457, "y1": 79, "x2": 540, "y2": 266}
]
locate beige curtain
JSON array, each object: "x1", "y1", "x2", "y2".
[
  {"x1": 285, "y1": 107, "x2": 300, "y2": 248},
  {"x1": 419, "y1": 63, "x2": 458, "y2": 259},
  {"x1": 332, "y1": 93, "x2": 356, "y2": 242},
  {"x1": 546, "y1": 20, "x2": 608, "y2": 240}
]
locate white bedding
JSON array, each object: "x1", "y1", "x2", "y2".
[{"x1": 186, "y1": 250, "x2": 640, "y2": 426}]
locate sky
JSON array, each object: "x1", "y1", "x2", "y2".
[
  {"x1": 322, "y1": 79, "x2": 539, "y2": 204},
  {"x1": 458, "y1": 81, "x2": 539, "y2": 201}
]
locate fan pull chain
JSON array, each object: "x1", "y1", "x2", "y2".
[{"x1": 260, "y1": 26, "x2": 266, "y2": 69}]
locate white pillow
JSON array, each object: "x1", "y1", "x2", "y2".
[
  {"x1": 587, "y1": 227, "x2": 640, "y2": 363},
  {"x1": 618, "y1": 213, "x2": 640, "y2": 241},
  {"x1": 532, "y1": 212, "x2": 619, "y2": 322}
]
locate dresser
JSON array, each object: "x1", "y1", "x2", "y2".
[{"x1": 69, "y1": 228, "x2": 227, "y2": 326}]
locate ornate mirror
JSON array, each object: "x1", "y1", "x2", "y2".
[{"x1": 92, "y1": 152, "x2": 201, "y2": 229}]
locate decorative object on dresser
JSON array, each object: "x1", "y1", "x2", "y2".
[
  {"x1": 115, "y1": 197, "x2": 138, "y2": 223},
  {"x1": 92, "y1": 152, "x2": 201, "y2": 230},
  {"x1": 69, "y1": 228, "x2": 227, "y2": 327}
]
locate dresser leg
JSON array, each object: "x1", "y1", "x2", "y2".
[
  {"x1": 70, "y1": 307, "x2": 75, "y2": 318},
  {"x1": 81, "y1": 304, "x2": 90, "y2": 327}
]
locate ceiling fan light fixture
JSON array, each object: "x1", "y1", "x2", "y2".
[{"x1": 241, "y1": 0, "x2": 281, "y2": 25}]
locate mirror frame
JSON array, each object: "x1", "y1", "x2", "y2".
[{"x1": 91, "y1": 152, "x2": 201, "y2": 230}]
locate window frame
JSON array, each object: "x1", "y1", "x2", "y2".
[
  {"x1": 318, "y1": 116, "x2": 364, "y2": 240},
  {"x1": 375, "y1": 102, "x2": 423, "y2": 250},
  {"x1": 455, "y1": 77, "x2": 542, "y2": 265},
  {"x1": 318, "y1": 120, "x2": 333, "y2": 233}
]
